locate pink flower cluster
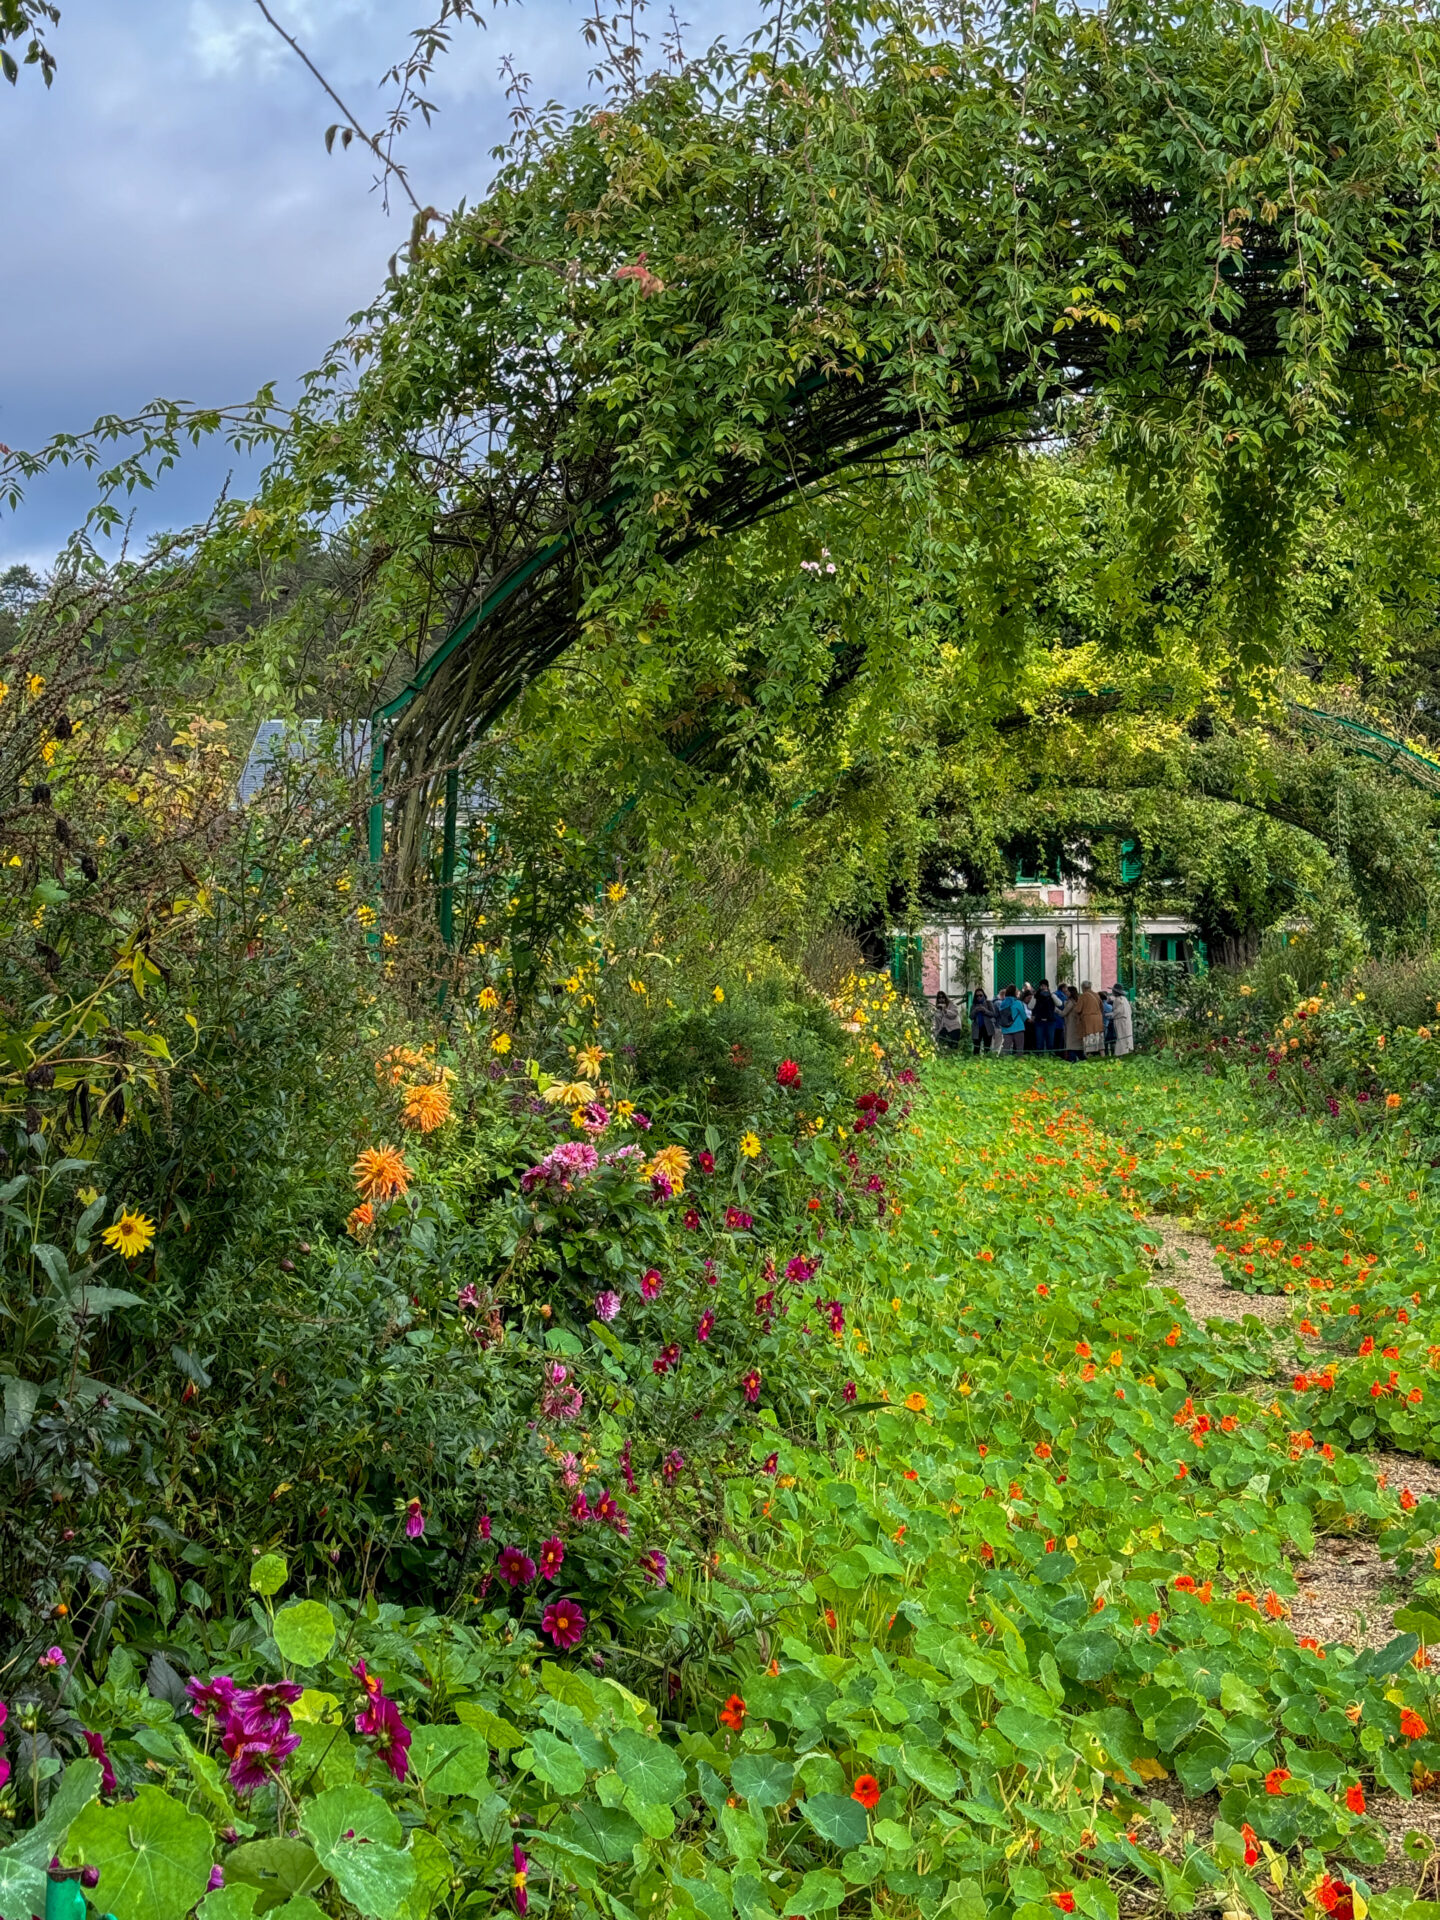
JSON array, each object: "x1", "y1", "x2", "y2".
[
  {"x1": 520, "y1": 1140, "x2": 599, "y2": 1195},
  {"x1": 187, "y1": 1675, "x2": 303, "y2": 1794},
  {"x1": 540, "y1": 1360, "x2": 583, "y2": 1424},
  {"x1": 573, "y1": 1486, "x2": 630, "y2": 1536},
  {"x1": 353, "y1": 1661, "x2": 412, "y2": 1782}
]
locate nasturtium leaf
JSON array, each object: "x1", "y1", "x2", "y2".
[
  {"x1": 624, "y1": 1787, "x2": 677, "y2": 1838},
  {"x1": 300, "y1": 1785, "x2": 415, "y2": 1919},
  {"x1": 62, "y1": 1783, "x2": 215, "y2": 1920},
  {"x1": 293, "y1": 1719, "x2": 358, "y2": 1792},
  {"x1": 7, "y1": 1756, "x2": 102, "y2": 1866},
  {"x1": 801, "y1": 1792, "x2": 870, "y2": 1851},
  {"x1": 899, "y1": 1743, "x2": 957, "y2": 1798},
  {"x1": 732, "y1": 1752, "x2": 795, "y2": 1806},
  {"x1": 266, "y1": 1901, "x2": 331, "y2": 1920},
  {"x1": 407, "y1": 1724, "x2": 490, "y2": 1797},
  {"x1": 673, "y1": 1866, "x2": 732, "y2": 1920},
  {"x1": 399, "y1": 1830, "x2": 453, "y2": 1920},
  {"x1": 786, "y1": 1869, "x2": 847, "y2": 1913},
  {"x1": 611, "y1": 1728, "x2": 685, "y2": 1803},
  {"x1": 522, "y1": 1729, "x2": 588, "y2": 1796},
  {"x1": 0, "y1": 1849, "x2": 47, "y2": 1919},
  {"x1": 272, "y1": 1599, "x2": 336, "y2": 1666},
  {"x1": 1152, "y1": 1698, "x2": 1203, "y2": 1752},
  {"x1": 250, "y1": 1553, "x2": 289, "y2": 1598},
  {"x1": 200, "y1": 1886, "x2": 263, "y2": 1920},
  {"x1": 454, "y1": 1701, "x2": 526, "y2": 1751},
  {"x1": 555, "y1": 1804, "x2": 644, "y2": 1863},
  {"x1": 1055, "y1": 1632, "x2": 1116, "y2": 1681},
  {"x1": 995, "y1": 1705, "x2": 1066, "y2": 1759},
  {"x1": 224, "y1": 1837, "x2": 327, "y2": 1912}
]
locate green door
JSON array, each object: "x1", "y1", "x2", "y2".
[{"x1": 994, "y1": 935, "x2": 1044, "y2": 993}]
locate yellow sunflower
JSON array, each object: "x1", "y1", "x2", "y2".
[{"x1": 102, "y1": 1209, "x2": 156, "y2": 1260}]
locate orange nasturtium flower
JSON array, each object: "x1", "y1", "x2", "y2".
[
  {"x1": 904, "y1": 1392, "x2": 928, "y2": 1413},
  {"x1": 1401, "y1": 1708, "x2": 1429, "y2": 1740},
  {"x1": 401, "y1": 1082, "x2": 453, "y2": 1133},
  {"x1": 719, "y1": 1694, "x2": 747, "y2": 1732},
  {"x1": 352, "y1": 1144, "x2": 413, "y2": 1203},
  {"x1": 1264, "y1": 1768, "x2": 1292, "y2": 1795},
  {"x1": 851, "y1": 1775, "x2": 881, "y2": 1809}
]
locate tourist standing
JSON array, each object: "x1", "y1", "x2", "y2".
[
  {"x1": 1032, "y1": 979, "x2": 1057, "y2": 1052},
  {"x1": 933, "y1": 991, "x2": 964, "y2": 1050},
  {"x1": 1077, "y1": 980, "x2": 1105, "y2": 1058},
  {"x1": 970, "y1": 989, "x2": 994, "y2": 1055},
  {"x1": 997, "y1": 986, "x2": 1027, "y2": 1055},
  {"x1": 1061, "y1": 983, "x2": 1083, "y2": 1061},
  {"x1": 1111, "y1": 985, "x2": 1134, "y2": 1056}
]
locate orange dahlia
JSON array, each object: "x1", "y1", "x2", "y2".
[
  {"x1": 401, "y1": 1082, "x2": 452, "y2": 1133},
  {"x1": 352, "y1": 1144, "x2": 412, "y2": 1203},
  {"x1": 346, "y1": 1202, "x2": 375, "y2": 1239}
]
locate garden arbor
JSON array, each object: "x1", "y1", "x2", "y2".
[{"x1": 254, "y1": 0, "x2": 1440, "y2": 893}]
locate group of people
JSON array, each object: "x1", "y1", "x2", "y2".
[{"x1": 932, "y1": 979, "x2": 1134, "y2": 1060}]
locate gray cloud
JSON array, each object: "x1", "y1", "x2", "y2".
[{"x1": 1, "y1": 0, "x2": 757, "y2": 565}]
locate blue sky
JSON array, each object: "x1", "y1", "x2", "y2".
[{"x1": 1, "y1": 0, "x2": 755, "y2": 568}]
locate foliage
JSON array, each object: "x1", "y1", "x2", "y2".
[{"x1": 10, "y1": 1057, "x2": 1440, "y2": 1917}]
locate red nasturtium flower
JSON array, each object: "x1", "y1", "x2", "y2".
[
  {"x1": 851, "y1": 1774, "x2": 881, "y2": 1809},
  {"x1": 1401, "y1": 1708, "x2": 1429, "y2": 1739},
  {"x1": 719, "y1": 1694, "x2": 747, "y2": 1732},
  {"x1": 1242, "y1": 1822, "x2": 1259, "y2": 1867},
  {"x1": 1345, "y1": 1782, "x2": 1366, "y2": 1815},
  {"x1": 1051, "y1": 1895, "x2": 1076, "y2": 1914},
  {"x1": 1265, "y1": 1767, "x2": 1291, "y2": 1795}
]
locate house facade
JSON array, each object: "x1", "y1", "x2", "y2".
[{"x1": 903, "y1": 875, "x2": 1199, "y2": 999}]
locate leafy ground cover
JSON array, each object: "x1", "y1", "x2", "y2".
[{"x1": 11, "y1": 1051, "x2": 1440, "y2": 1920}]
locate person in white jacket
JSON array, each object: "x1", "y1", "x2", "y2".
[{"x1": 1110, "y1": 985, "x2": 1134, "y2": 1056}]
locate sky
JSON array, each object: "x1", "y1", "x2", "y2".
[{"x1": 0, "y1": 0, "x2": 756, "y2": 569}]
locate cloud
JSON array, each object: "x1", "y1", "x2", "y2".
[{"x1": 0, "y1": 0, "x2": 761, "y2": 565}]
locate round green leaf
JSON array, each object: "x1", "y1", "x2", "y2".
[
  {"x1": 62, "y1": 1783, "x2": 214, "y2": 1920},
  {"x1": 300, "y1": 1785, "x2": 415, "y2": 1920},
  {"x1": 250, "y1": 1553, "x2": 289, "y2": 1598},
  {"x1": 272, "y1": 1599, "x2": 337, "y2": 1667},
  {"x1": 731, "y1": 1752, "x2": 795, "y2": 1807},
  {"x1": 223, "y1": 1837, "x2": 327, "y2": 1913},
  {"x1": 200, "y1": 1886, "x2": 262, "y2": 1920},
  {"x1": 801, "y1": 1793, "x2": 869, "y2": 1851},
  {"x1": 611, "y1": 1728, "x2": 685, "y2": 1804},
  {"x1": 522, "y1": 1729, "x2": 588, "y2": 1796}
]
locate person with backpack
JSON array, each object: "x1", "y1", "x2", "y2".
[{"x1": 996, "y1": 985, "x2": 1028, "y2": 1055}]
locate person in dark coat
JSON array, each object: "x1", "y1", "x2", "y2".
[{"x1": 970, "y1": 989, "x2": 994, "y2": 1055}]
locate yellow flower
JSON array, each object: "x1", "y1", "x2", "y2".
[
  {"x1": 336, "y1": 875, "x2": 352, "y2": 893},
  {"x1": 616, "y1": 1100, "x2": 635, "y2": 1119},
  {"x1": 401, "y1": 1082, "x2": 452, "y2": 1133},
  {"x1": 905, "y1": 1392, "x2": 928, "y2": 1412},
  {"x1": 606, "y1": 881, "x2": 627, "y2": 903},
  {"x1": 477, "y1": 986, "x2": 499, "y2": 1010},
  {"x1": 629, "y1": 978, "x2": 648, "y2": 996},
  {"x1": 102, "y1": 1209, "x2": 156, "y2": 1260},
  {"x1": 739, "y1": 1131, "x2": 761, "y2": 1159},
  {"x1": 356, "y1": 903, "x2": 377, "y2": 927},
  {"x1": 491, "y1": 1032, "x2": 513, "y2": 1054},
  {"x1": 713, "y1": 986, "x2": 725, "y2": 1003},
  {"x1": 575, "y1": 1045, "x2": 605, "y2": 1078},
  {"x1": 544, "y1": 1080, "x2": 594, "y2": 1107},
  {"x1": 352, "y1": 1144, "x2": 412, "y2": 1202},
  {"x1": 646, "y1": 1144, "x2": 692, "y2": 1193},
  {"x1": 26, "y1": 673, "x2": 44, "y2": 699},
  {"x1": 0, "y1": 679, "x2": 8, "y2": 703},
  {"x1": 891, "y1": 1297, "x2": 902, "y2": 1311}
]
